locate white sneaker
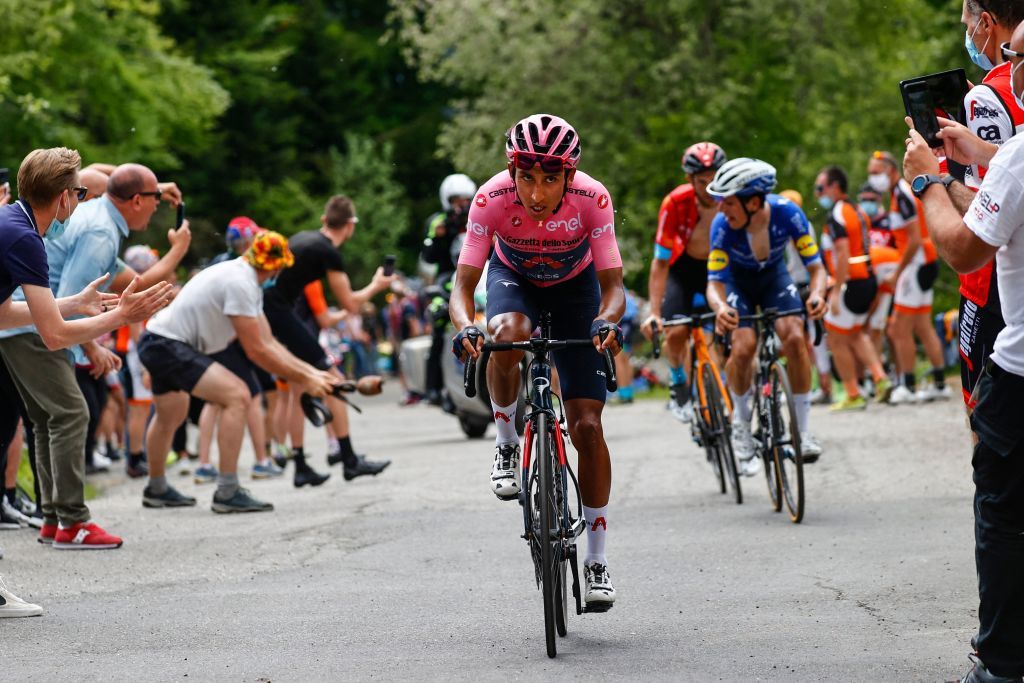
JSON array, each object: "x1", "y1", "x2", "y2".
[
  {"x1": 584, "y1": 561, "x2": 616, "y2": 609},
  {"x1": 731, "y1": 419, "x2": 755, "y2": 461},
  {"x1": 91, "y1": 450, "x2": 113, "y2": 470},
  {"x1": 800, "y1": 433, "x2": 823, "y2": 462},
  {"x1": 741, "y1": 455, "x2": 762, "y2": 477},
  {"x1": 0, "y1": 577, "x2": 43, "y2": 617},
  {"x1": 916, "y1": 384, "x2": 952, "y2": 402},
  {"x1": 670, "y1": 400, "x2": 694, "y2": 423},
  {"x1": 490, "y1": 443, "x2": 521, "y2": 501},
  {"x1": 887, "y1": 385, "x2": 918, "y2": 405},
  {"x1": 0, "y1": 499, "x2": 30, "y2": 529}
]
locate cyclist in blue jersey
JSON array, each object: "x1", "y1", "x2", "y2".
[{"x1": 704, "y1": 159, "x2": 828, "y2": 472}]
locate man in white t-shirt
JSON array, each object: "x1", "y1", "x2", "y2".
[
  {"x1": 138, "y1": 232, "x2": 336, "y2": 513},
  {"x1": 903, "y1": 30, "x2": 1024, "y2": 677}
]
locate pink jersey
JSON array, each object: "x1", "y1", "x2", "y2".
[{"x1": 458, "y1": 170, "x2": 622, "y2": 287}]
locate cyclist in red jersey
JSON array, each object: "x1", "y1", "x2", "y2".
[
  {"x1": 450, "y1": 114, "x2": 625, "y2": 609},
  {"x1": 641, "y1": 142, "x2": 727, "y2": 422},
  {"x1": 950, "y1": 0, "x2": 1024, "y2": 409}
]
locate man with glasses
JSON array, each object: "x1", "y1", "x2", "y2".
[
  {"x1": 0, "y1": 162, "x2": 187, "y2": 548},
  {"x1": 0, "y1": 153, "x2": 175, "y2": 551}
]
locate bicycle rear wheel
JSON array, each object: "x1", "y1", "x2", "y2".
[
  {"x1": 769, "y1": 362, "x2": 805, "y2": 523},
  {"x1": 536, "y1": 412, "x2": 558, "y2": 657},
  {"x1": 757, "y1": 389, "x2": 783, "y2": 512},
  {"x1": 702, "y1": 363, "x2": 742, "y2": 505}
]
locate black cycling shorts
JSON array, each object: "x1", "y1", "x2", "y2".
[
  {"x1": 844, "y1": 277, "x2": 878, "y2": 315},
  {"x1": 917, "y1": 261, "x2": 939, "y2": 292},
  {"x1": 263, "y1": 293, "x2": 331, "y2": 371},
  {"x1": 486, "y1": 257, "x2": 605, "y2": 402},
  {"x1": 138, "y1": 332, "x2": 216, "y2": 396},
  {"x1": 662, "y1": 253, "x2": 710, "y2": 319},
  {"x1": 960, "y1": 295, "x2": 1006, "y2": 407}
]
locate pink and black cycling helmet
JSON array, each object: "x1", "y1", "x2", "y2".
[
  {"x1": 682, "y1": 141, "x2": 727, "y2": 175},
  {"x1": 225, "y1": 216, "x2": 263, "y2": 251},
  {"x1": 505, "y1": 114, "x2": 582, "y2": 171}
]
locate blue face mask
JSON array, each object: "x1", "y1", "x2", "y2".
[
  {"x1": 45, "y1": 193, "x2": 70, "y2": 241},
  {"x1": 817, "y1": 196, "x2": 835, "y2": 211},
  {"x1": 261, "y1": 274, "x2": 279, "y2": 290},
  {"x1": 966, "y1": 21, "x2": 995, "y2": 71},
  {"x1": 860, "y1": 201, "x2": 880, "y2": 218}
]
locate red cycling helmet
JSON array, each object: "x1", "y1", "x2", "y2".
[
  {"x1": 505, "y1": 114, "x2": 582, "y2": 171},
  {"x1": 682, "y1": 142, "x2": 727, "y2": 175}
]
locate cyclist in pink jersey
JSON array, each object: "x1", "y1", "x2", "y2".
[{"x1": 451, "y1": 114, "x2": 625, "y2": 610}]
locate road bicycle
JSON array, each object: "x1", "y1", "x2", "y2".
[
  {"x1": 464, "y1": 311, "x2": 617, "y2": 658},
  {"x1": 651, "y1": 312, "x2": 741, "y2": 504},
  {"x1": 726, "y1": 308, "x2": 820, "y2": 524}
]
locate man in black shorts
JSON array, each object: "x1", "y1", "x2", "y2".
[
  {"x1": 262, "y1": 195, "x2": 393, "y2": 483},
  {"x1": 138, "y1": 232, "x2": 337, "y2": 512}
]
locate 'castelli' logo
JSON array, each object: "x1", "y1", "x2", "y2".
[
  {"x1": 597, "y1": 194, "x2": 609, "y2": 209},
  {"x1": 475, "y1": 194, "x2": 487, "y2": 208},
  {"x1": 494, "y1": 411, "x2": 511, "y2": 423},
  {"x1": 591, "y1": 517, "x2": 607, "y2": 532},
  {"x1": 511, "y1": 216, "x2": 522, "y2": 227}
]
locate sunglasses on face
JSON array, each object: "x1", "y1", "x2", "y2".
[
  {"x1": 1002, "y1": 42, "x2": 1024, "y2": 62},
  {"x1": 71, "y1": 186, "x2": 88, "y2": 201},
  {"x1": 512, "y1": 152, "x2": 565, "y2": 174},
  {"x1": 135, "y1": 191, "x2": 162, "y2": 201},
  {"x1": 815, "y1": 184, "x2": 825, "y2": 193}
]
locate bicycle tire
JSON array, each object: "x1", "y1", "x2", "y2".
[
  {"x1": 769, "y1": 362, "x2": 805, "y2": 523},
  {"x1": 536, "y1": 412, "x2": 558, "y2": 658},
  {"x1": 695, "y1": 364, "x2": 726, "y2": 493},
  {"x1": 758, "y1": 384, "x2": 783, "y2": 512},
  {"x1": 552, "y1": 430, "x2": 569, "y2": 638},
  {"x1": 702, "y1": 363, "x2": 742, "y2": 505}
]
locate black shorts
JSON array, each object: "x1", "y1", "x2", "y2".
[
  {"x1": 210, "y1": 342, "x2": 261, "y2": 397},
  {"x1": 263, "y1": 294, "x2": 331, "y2": 371},
  {"x1": 960, "y1": 295, "x2": 1006, "y2": 407},
  {"x1": 844, "y1": 276, "x2": 878, "y2": 315},
  {"x1": 662, "y1": 253, "x2": 710, "y2": 319},
  {"x1": 137, "y1": 332, "x2": 215, "y2": 396},
  {"x1": 917, "y1": 261, "x2": 939, "y2": 291},
  {"x1": 486, "y1": 257, "x2": 605, "y2": 402}
]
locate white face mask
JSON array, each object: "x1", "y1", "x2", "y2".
[{"x1": 868, "y1": 173, "x2": 892, "y2": 193}]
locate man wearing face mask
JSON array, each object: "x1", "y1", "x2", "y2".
[
  {"x1": 902, "y1": 22, "x2": 1024, "y2": 683},
  {"x1": 948, "y1": 0, "x2": 1024, "y2": 410},
  {"x1": 857, "y1": 183, "x2": 902, "y2": 359},
  {"x1": 864, "y1": 151, "x2": 949, "y2": 404},
  {"x1": 0, "y1": 152, "x2": 176, "y2": 551},
  {"x1": 814, "y1": 166, "x2": 890, "y2": 411},
  {"x1": 138, "y1": 232, "x2": 337, "y2": 512}
]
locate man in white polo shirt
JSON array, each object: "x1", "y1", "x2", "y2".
[
  {"x1": 903, "y1": 27, "x2": 1024, "y2": 679},
  {"x1": 138, "y1": 231, "x2": 337, "y2": 513}
]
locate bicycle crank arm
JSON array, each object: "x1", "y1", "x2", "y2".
[{"x1": 569, "y1": 545, "x2": 583, "y2": 616}]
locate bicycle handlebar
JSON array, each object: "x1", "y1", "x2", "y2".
[
  {"x1": 719, "y1": 307, "x2": 824, "y2": 357},
  {"x1": 650, "y1": 312, "x2": 718, "y2": 360},
  {"x1": 464, "y1": 338, "x2": 617, "y2": 398}
]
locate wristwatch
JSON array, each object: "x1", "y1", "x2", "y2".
[{"x1": 911, "y1": 174, "x2": 954, "y2": 198}]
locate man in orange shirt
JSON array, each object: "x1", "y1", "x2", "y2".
[{"x1": 866, "y1": 151, "x2": 950, "y2": 403}]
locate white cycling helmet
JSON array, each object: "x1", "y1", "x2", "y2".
[
  {"x1": 439, "y1": 173, "x2": 477, "y2": 211},
  {"x1": 706, "y1": 158, "x2": 777, "y2": 199}
]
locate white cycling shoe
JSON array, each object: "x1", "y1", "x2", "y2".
[
  {"x1": 490, "y1": 443, "x2": 521, "y2": 501},
  {"x1": 800, "y1": 432, "x2": 823, "y2": 462},
  {"x1": 732, "y1": 419, "x2": 760, "y2": 476},
  {"x1": 584, "y1": 561, "x2": 616, "y2": 611}
]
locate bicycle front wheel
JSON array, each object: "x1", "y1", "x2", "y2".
[
  {"x1": 702, "y1": 362, "x2": 742, "y2": 505},
  {"x1": 536, "y1": 412, "x2": 559, "y2": 657},
  {"x1": 769, "y1": 362, "x2": 805, "y2": 523}
]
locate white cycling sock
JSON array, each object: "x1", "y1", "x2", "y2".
[
  {"x1": 583, "y1": 504, "x2": 608, "y2": 565},
  {"x1": 793, "y1": 392, "x2": 811, "y2": 435},
  {"x1": 491, "y1": 400, "x2": 518, "y2": 445},
  {"x1": 731, "y1": 387, "x2": 753, "y2": 424}
]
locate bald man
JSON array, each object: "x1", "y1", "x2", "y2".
[
  {"x1": 0, "y1": 162, "x2": 189, "y2": 547},
  {"x1": 78, "y1": 168, "x2": 108, "y2": 201}
]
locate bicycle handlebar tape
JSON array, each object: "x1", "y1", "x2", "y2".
[{"x1": 464, "y1": 354, "x2": 477, "y2": 398}]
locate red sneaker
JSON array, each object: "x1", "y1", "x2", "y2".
[
  {"x1": 37, "y1": 524, "x2": 57, "y2": 545},
  {"x1": 52, "y1": 522, "x2": 123, "y2": 550}
]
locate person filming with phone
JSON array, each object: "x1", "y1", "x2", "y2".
[{"x1": 903, "y1": 20, "x2": 1024, "y2": 682}]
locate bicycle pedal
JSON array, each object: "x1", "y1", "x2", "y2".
[{"x1": 583, "y1": 603, "x2": 614, "y2": 614}]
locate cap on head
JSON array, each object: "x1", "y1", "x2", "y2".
[
  {"x1": 244, "y1": 231, "x2": 294, "y2": 271},
  {"x1": 779, "y1": 189, "x2": 804, "y2": 208},
  {"x1": 505, "y1": 114, "x2": 582, "y2": 167},
  {"x1": 226, "y1": 216, "x2": 262, "y2": 249},
  {"x1": 124, "y1": 245, "x2": 159, "y2": 273}
]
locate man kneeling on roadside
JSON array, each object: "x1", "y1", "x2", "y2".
[{"x1": 138, "y1": 232, "x2": 336, "y2": 513}]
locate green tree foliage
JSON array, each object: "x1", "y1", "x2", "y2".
[
  {"x1": 0, "y1": 0, "x2": 228, "y2": 170},
  {"x1": 390, "y1": 0, "x2": 969, "y2": 306}
]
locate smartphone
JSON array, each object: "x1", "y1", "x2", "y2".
[
  {"x1": 899, "y1": 68, "x2": 969, "y2": 149},
  {"x1": 176, "y1": 202, "x2": 186, "y2": 229},
  {"x1": 382, "y1": 254, "x2": 397, "y2": 276}
]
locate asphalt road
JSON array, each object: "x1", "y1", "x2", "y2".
[{"x1": 1, "y1": 384, "x2": 978, "y2": 682}]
